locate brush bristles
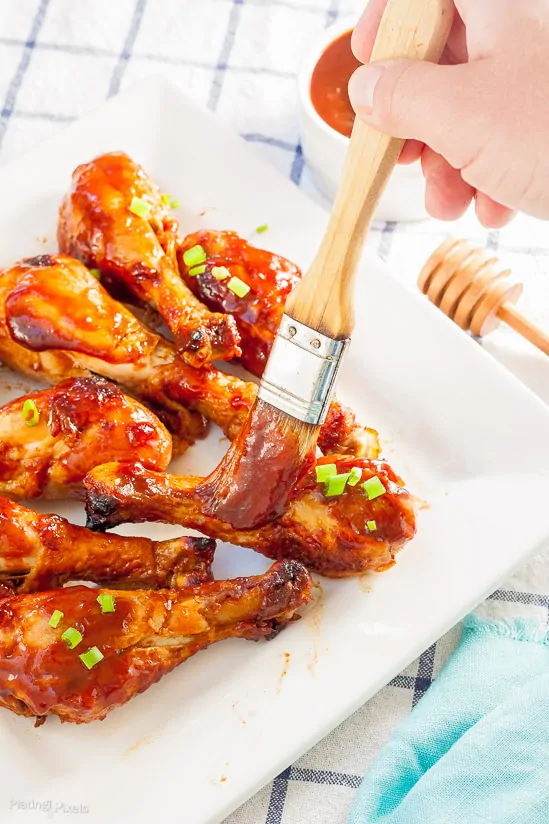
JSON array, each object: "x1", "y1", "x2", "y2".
[
  {"x1": 262, "y1": 401, "x2": 321, "y2": 460},
  {"x1": 200, "y1": 396, "x2": 321, "y2": 529}
]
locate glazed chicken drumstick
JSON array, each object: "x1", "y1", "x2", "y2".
[
  {"x1": 0, "y1": 495, "x2": 215, "y2": 593},
  {"x1": 0, "y1": 254, "x2": 378, "y2": 457},
  {"x1": 0, "y1": 560, "x2": 312, "y2": 723},
  {"x1": 179, "y1": 229, "x2": 380, "y2": 457},
  {"x1": 0, "y1": 253, "x2": 217, "y2": 449},
  {"x1": 179, "y1": 229, "x2": 300, "y2": 377},
  {"x1": 85, "y1": 457, "x2": 416, "y2": 577},
  {"x1": 58, "y1": 151, "x2": 241, "y2": 367},
  {"x1": 0, "y1": 376, "x2": 172, "y2": 499}
]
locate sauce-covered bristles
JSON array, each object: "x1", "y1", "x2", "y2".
[{"x1": 199, "y1": 399, "x2": 318, "y2": 529}]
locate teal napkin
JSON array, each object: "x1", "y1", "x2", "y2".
[{"x1": 349, "y1": 616, "x2": 549, "y2": 824}]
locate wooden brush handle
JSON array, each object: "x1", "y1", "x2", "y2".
[{"x1": 286, "y1": 0, "x2": 453, "y2": 338}]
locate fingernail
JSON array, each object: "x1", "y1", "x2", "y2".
[{"x1": 348, "y1": 64, "x2": 384, "y2": 114}]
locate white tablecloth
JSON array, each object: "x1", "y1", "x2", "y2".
[{"x1": 2, "y1": 2, "x2": 549, "y2": 823}]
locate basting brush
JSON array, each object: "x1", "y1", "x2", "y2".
[{"x1": 203, "y1": 0, "x2": 453, "y2": 528}]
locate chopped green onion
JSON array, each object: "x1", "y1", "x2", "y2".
[
  {"x1": 324, "y1": 473, "x2": 350, "y2": 498},
  {"x1": 211, "y1": 266, "x2": 230, "y2": 280},
  {"x1": 255, "y1": 224, "x2": 268, "y2": 234},
  {"x1": 22, "y1": 399, "x2": 40, "y2": 427},
  {"x1": 48, "y1": 609, "x2": 64, "y2": 629},
  {"x1": 129, "y1": 196, "x2": 152, "y2": 220},
  {"x1": 79, "y1": 646, "x2": 104, "y2": 670},
  {"x1": 362, "y1": 475, "x2": 386, "y2": 501},
  {"x1": 367, "y1": 520, "x2": 377, "y2": 532},
  {"x1": 183, "y1": 244, "x2": 207, "y2": 268},
  {"x1": 89, "y1": 268, "x2": 101, "y2": 280},
  {"x1": 61, "y1": 627, "x2": 83, "y2": 650},
  {"x1": 188, "y1": 264, "x2": 207, "y2": 276},
  {"x1": 227, "y1": 276, "x2": 250, "y2": 298},
  {"x1": 161, "y1": 193, "x2": 180, "y2": 209},
  {"x1": 347, "y1": 466, "x2": 363, "y2": 487},
  {"x1": 97, "y1": 593, "x2": 116, "y2": 614},
  {"x1": 315, "y1": 463, "x2": 337, "y2": 483}
]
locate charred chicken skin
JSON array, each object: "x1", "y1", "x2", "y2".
[
  {"x1": 0, "y1": 560, "x2": 312, "y2": 723},
  {"x1": 0, "y1": 377, "x2": 172, "y2": 500},
  {"x1": 85, "y1": 457, "x2": 416, "y2": 577},
  {"x1": 0, "y1": 495, "x2": 215, "y2": 593},
  {"x1": 58, "y1": 151, "x2": 241, "y2": 367},
  {"x1": 0, "y1": 254, "x2": 377, "y2": 457}
]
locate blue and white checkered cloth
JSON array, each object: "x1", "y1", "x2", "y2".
[{"x1": 1, "y1": 2, "x2": 549, "y2": 822}]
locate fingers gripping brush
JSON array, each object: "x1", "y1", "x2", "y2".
[{"x1": 203, "y1": 0, "x2": 453, "y2": 528}]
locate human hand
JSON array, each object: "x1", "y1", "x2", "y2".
[{"x1": 349, "y1": 0, "x2": 549, "y2": 227}]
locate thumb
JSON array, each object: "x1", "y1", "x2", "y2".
[{"x1": 348, "y1": 60, "x2": 487, "y2": 171}]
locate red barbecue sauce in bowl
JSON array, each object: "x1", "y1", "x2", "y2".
[{"x1": 310, "y1": 29, "x2": 360, "y2": 138}]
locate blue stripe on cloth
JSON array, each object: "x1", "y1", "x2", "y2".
[
  {"x1": 208, "y1": 0, "x2": 245, "y2": 112},
  {"x1": 242, "y1": 134, "x2": 306, "y2": 187},
  {"x1": 378, "y1": 221, "x2": 397, "y2": 261},
  {"x1": 290, "y1": 143, "x2": 305, "y2": 185},
  {"x1": 412, "y1": 643, "x2": 436, "y2": 707},
  {"x1": 0, "y1": 38, "x2": 115, "y2": 58},
  {"x1": 13, "y1": 109, "x2": 75, "y2": 122},
  {"x1": 108, "y1": 0, "x2": 148, "y2": 97},
  {"x1": 325, "y1": 0, "x2": 342, "y2": 24},
  {"x1": 137, "y1": 53, "x2": 295, "y2": 78},
  {"x1": 0, "y1": 0, "x2": 51, "y2": 149},
  {"x1": 0, "y1": 37, "x2": 292, "y2": 80},
  {"x1": 0, "y1": 37, "x2": 298, "y2": 79},
  {"x1": 489, "y1": 589, "x2": 549, "y2": 621},
  {"x1": 0, "y1": 37, "x2": 297, "y2": 80},
  {"x1": 290, "y1": 768, "x2": 362, "y2": 788},
  {"x1": 242, "y1": 133, "x2": 297, "y2": 152},
  {"x1": 266, "y1": 767, "x2": 292, "y2": 824},
  {"x1": 493, "y1": 244, "x2": 549, "y2": 256},
  {"x1": 389, "y1": 674, "x2": 417, "y2": 690},
  {"x1": 266, "y1": 766, "x2": 362, "y2": 823}
]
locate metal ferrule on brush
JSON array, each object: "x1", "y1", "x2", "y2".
[{"x1": 258, "y1": 315, "x2": 350, "y2": 425}]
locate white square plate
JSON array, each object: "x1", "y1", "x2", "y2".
[{"x1": 1, "y1": 78, "x2": 549, "y2": 824}]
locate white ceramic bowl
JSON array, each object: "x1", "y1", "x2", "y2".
[{"x1": 298, "y1": 17, "x2": 428, "y2": 222}]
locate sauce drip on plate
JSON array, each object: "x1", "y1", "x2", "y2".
[{"x1": 310, "y1": 30, "x2": 360, "y2": 139}]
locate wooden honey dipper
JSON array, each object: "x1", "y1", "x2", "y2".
[{"x1": 418, "y1": 237, "x2": 549, "y2": 356}]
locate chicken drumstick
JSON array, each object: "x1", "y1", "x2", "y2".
[
  {"x1": 179, "y1": 229, "x2": 380, "y2": 457},
  {"x1": 0, "y1": 253, "x2": 215, "y2": 449},
  {"x1": 0, "y1": 376, "x2": 172, "y2": 499},
  {"x1": 0, "y1": 495, "x2": 215, "y2": 593},
  {"x1": 58, "y1": 151, "x2": 241, "y2": 367},
  {"x1": 0, "y1": 560, "x2": 312, "y2": 723},
  {"x1": 85, "y1": 457, "x2": 416, "y2": 577},
  {"x1": 0, "y1": 254, "x2": 378, "y2": 456},
  {"x1": 179, "y1": 229, "x2": 300, "y2": 377}
]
